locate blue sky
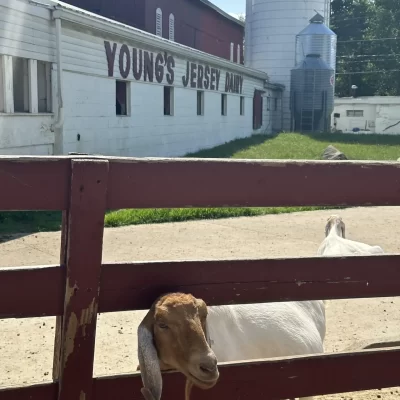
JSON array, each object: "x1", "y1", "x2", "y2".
[{"x1": 212, "y1": 0, "x2": 245, "y2": 16}]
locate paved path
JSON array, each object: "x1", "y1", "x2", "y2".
[{"x1": 1, "y1": 206, "x2": 400, "y2": 399}]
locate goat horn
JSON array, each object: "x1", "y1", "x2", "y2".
[{"x1": 138, "y1": 311, "x2": 162, "y2": 400}]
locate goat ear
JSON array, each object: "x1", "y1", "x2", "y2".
[
  {"x1": 324, "y1": 222, "x2": 330, "y2": 237},
  {"x1": 203, "y1": 307, "x2": 213, "y2": 348},
  {"x1": 138, "y1": 309, "x2": 162, "y2": 400},
  {"x1": 196, "y1": 299, "x2": 212, "y2": 347}
]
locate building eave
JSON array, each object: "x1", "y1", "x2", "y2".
[{"x1": 265, "y1": 81, "x2": 285, "y2": 91}]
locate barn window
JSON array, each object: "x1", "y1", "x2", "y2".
[
  {"x1": 240, "y1": 96, "x2": 245, "y2": 115},
  {"x1": 12, "y1": 57, "x2": 29, "y2": 112},
  {"x1": 37, "y1": 61, "x2": 52, "y2": 113},
  {"x1": 169, "y1": 13, "x2": 175, "y2": 41},
  {"x1": 164, "y1": 86, "x2": 174, "y2": 116},
  {"x1": 156, "y1": 8, "x2": 162, "y2": 37},
  {"x1": 267, "y1": 96, "x2": 271, "y2": 111},
  {"x1": 116, "y1": 80, "x2": 129, "y2": 116},
  {"x1": 197, "y1": 90, "x2": 204, "y2": 116},
  {"x1": 221, "y1": 94, "x2": 227, "y2": 116},
  {"x1": 230, "y1": 43, "x2": 234, "y2": 62},
  {"x1": 346, "y1": 110, "x2": 363, "y2": 117}
]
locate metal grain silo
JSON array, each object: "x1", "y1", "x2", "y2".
[
  {"x1": 295, "y1": 13, "x2": 337, "y2": 73},
  {"x1": 245, "y1": 0, "x2": 331, "y2": 131},
  {"x1": 290, "y1": 54, "x2": 334, "y2": 132}
]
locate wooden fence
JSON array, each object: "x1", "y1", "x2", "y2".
[{"x1": 0, "y1": 156, "x2": 400, "y2": 400}]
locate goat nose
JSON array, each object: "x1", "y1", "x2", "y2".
[{"x1": 199, "y1": 355, "x2": 217, "y2": 374}]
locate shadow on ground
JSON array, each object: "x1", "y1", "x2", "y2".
[
  {"x1": 0, "y1": 232, "x2": 32, "y2": 244},
  {"x1": 186, "y1": 134, "x2": 276, "y2": 158},
  {"x1": 303, "y1": 132, "x2": 400, "y2": 147}
]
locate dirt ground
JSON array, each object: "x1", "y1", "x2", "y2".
[{"x1": 1, "y1": 206, "x2": 400, "y2": 399}]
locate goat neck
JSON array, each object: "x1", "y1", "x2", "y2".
[{"x1": 324, "y1": 215, "x2": 345, "y2": 238}]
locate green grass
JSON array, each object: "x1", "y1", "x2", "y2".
[
  {"x1": 104, "y1": 206, "x2": 328, "y2": 228},
  {"x1": 2, "y1": 132, "x2": 400, "y2": 234},
  {"x1": 187, "y1": 132, "x2": 400, "y2": 160},
  {"x1": 0, "y1": 211, "x2": 62, "y2": 235}
]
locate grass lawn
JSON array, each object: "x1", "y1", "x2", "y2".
[
  {"x1": 189, "y1": 132, "x2": 400, "y2": 160},
  {"x1": 1, "y1": 132, "x2": 400, "y2": 234}
]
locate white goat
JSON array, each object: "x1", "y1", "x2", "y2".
[
  {"x1": 317, "y1": 215, "x2": 385, "y2": 256},
  {"x1": 138, "y1": 215, "x2": 385, "y2": 400},
  {"x1": 138, "y1": 292, "x2": 325, "y2": 400}
]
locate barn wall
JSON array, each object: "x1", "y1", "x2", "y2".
[
  {"x1": 144, "y1": 0, "x2": 244, "y2": 62},
  {"x1": 0, "y1": 0, "x2": 55, "y2": 155},
  {"x1": 65, "y1": 0, "x2": 146, "y2": 31},
  {"x1": 0, "y1": 0, "x2": 55, "y2": 62},
  {"x1": 0, "y1": 115, "x2": 54, "y2": 155},
  {"x1": 60, "y1": 21, "x2": 273, "y2": 156},
  {"x1": 53, "y1": 0, "x2": 243, "y2": 62},
  {"x1": 0, "y1": 0, "x2": 281, "y2": 156},
  {"x1": 62, "y1": 72, "x2": 258, "y2": 156},
  {"x1": 333, "y1": 97, "x2": 400, "y2": 134}
]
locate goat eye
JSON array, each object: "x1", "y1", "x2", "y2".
[{"x1": 158, "y1": 323, "x2": 168, "y2": 330}]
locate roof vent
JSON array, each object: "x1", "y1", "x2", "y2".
[{"x1": 309, "y1": 13, "x2": 325, "y2": 24}]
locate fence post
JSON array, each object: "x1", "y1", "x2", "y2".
[
  {"x1": 55, "y1": 159, "x2": 109, "y2": 400},
  {"x1": 53, "y1": 157, "x2": 73, "y2": 381}
]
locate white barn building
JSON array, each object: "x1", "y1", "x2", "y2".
[
  {"x1": 333, "y1": 96, "x2": 400, "y2": 135},
  {"x1": 0, "y1": 0, "x2": 284, "y2": 156}
]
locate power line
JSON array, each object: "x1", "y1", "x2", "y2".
[
  {"x1": 330, "y1": 9, "x2": 400, "y2": 24},
  {"x1": 336, "y1": 69, "x2": 400, "y2": 75},
  {"x1": 337, "y1": 53, "x2": 400, "y2": 58},
  {"x1": 338, "y1": 59, "x2": 399, "y2": 63},
  {"x1": 330, "y1": 15, "x2": 370, "y2": 23},
  {"x1": 337, "y1": 55, "x2": 400, "y2": 65},
  {"x1": 331, "y1": 10, "x2": 371, "y2": 17},
  {"x1": 337, "y1": 37, "x2": 400, "y2": 43}
]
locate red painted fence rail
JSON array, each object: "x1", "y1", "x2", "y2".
[
  {"x1": 0, "y1": 156, "x2": 400, "y2": 400},
  {"x1": 3, "y1": 255, "x2": 400, "y2": 319},
  {"x1": 1, "y1": 157, "x2": 400, "y2": 210}
]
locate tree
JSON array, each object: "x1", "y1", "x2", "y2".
[
  {"x1": 364, "y1": 0, "x2": 400, "y2": 95},
  {"x1": 330, "y1": 0, "x2": 374, "y2": 96},
  {"x1": 331, "y1": 0, "x2": 400, "y2": 96}
]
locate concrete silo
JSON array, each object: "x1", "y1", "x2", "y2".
[{"x1": 245, "y1": 0, "x2": 331, "y2": 131}]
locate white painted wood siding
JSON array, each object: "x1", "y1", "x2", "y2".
[
  {"x1": 0, "y1": 0, "x2": 55, "y2": 154},
  {"x1": 0, "y1": 0, "x2": 56, "y2": 62},
  {"x1": 60, "y1": 23, "x2": 267, "y2": 99}
]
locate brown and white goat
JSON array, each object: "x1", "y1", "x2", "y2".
[
  {"x1": 137, "y1": 293, "x2": 218, "y2": 400},
  {"x1": 137, "y1": 292, "x2": 325, "y2": 400}
]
